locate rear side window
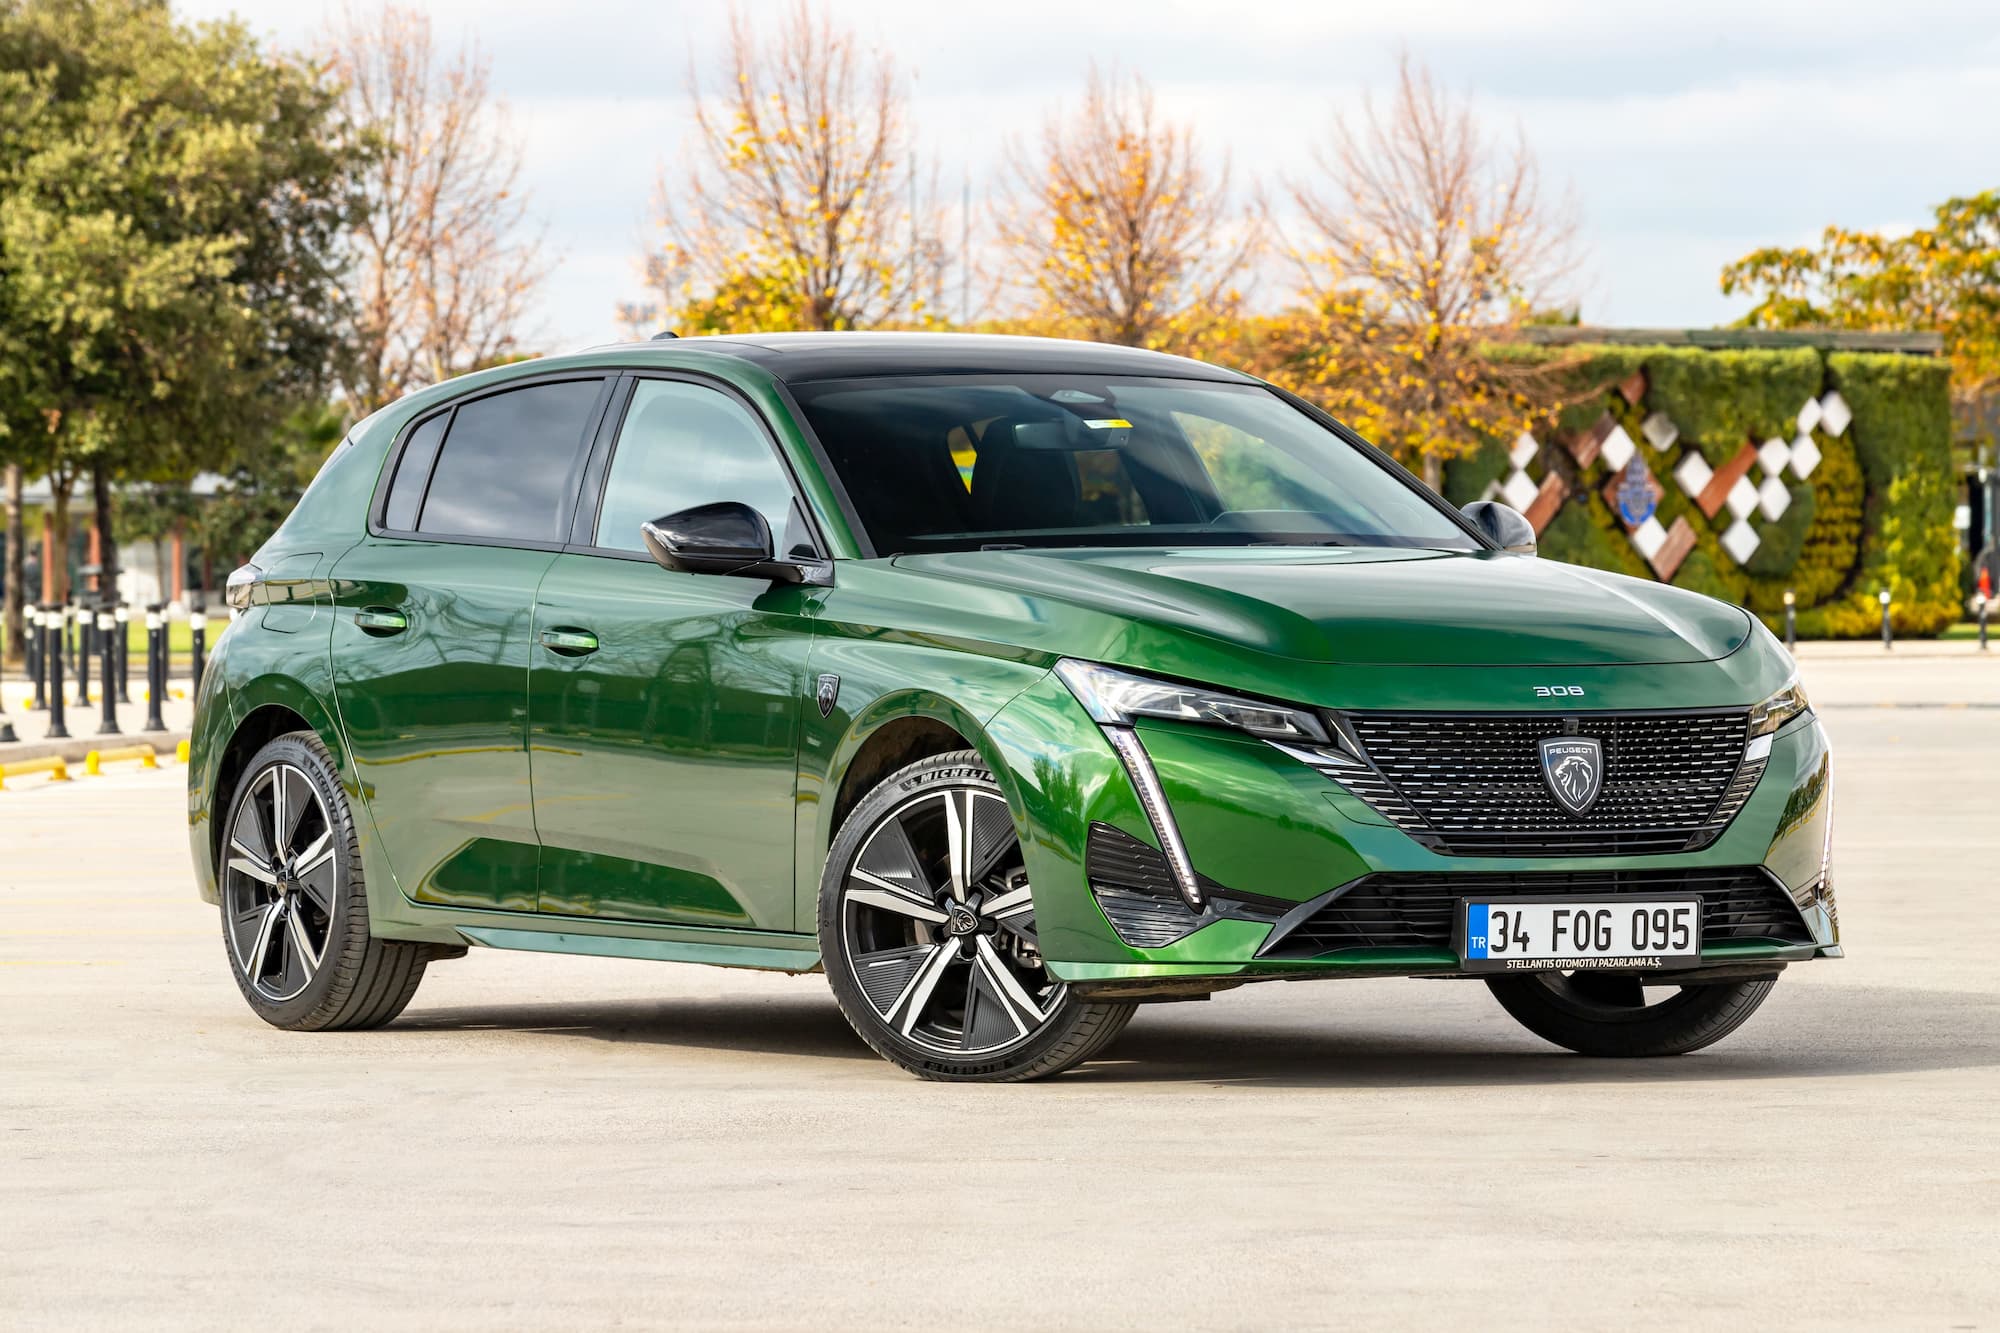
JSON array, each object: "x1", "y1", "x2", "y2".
[
  {"x1": 382, "y1": 412, "x2": 447, "y2": 532},
  {"x1": 414, "y1": 379, "x2": 603, "y2": 542}
]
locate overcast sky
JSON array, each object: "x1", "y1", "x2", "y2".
[{"x1": 180, "y1": 0, "x2": 2000, "y2": 353}]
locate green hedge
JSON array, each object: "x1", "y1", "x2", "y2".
[{"x1": 1450, "y1": 343, "x2": 1961, "y2": 638}]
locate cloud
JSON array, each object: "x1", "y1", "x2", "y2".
[{"x1": 177, "y1": 0, "x2": 2000, "y2": 341}]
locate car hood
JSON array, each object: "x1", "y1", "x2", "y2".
[{"x1": 886, "y1": 547, "x2": 1753, "y2": 668}]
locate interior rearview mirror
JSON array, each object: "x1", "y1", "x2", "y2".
[
  {"x1": 1462, "y1": 499, "x2": 1537, "y2": 556},
  {"x1": 1011, "y1": 414, "x2": 1133, "y2": 451},
  {"x1": 640, "y1": 501, "x2": 829, "y2": 585}
]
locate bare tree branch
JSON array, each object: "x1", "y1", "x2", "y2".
[
  {"x1": 635, "y1": 2, "x2": 948, "y2": 333},
  {"x1": 1273, "y1": 56, "x2": 1583, "y2": 489},
  {"x1": 322, "y1": 3, "x2": 548, "y2": 409},
  {"x1": 995, "y1": 67, "x2": 1257, "y2": 352}
]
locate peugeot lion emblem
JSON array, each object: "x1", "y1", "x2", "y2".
[
  {"x1": 815, "y1": 673, "x2": 841, "y2": 719},
  {"x1": 1537, "y1": 736, "x2": 1605, "y2": 817}
]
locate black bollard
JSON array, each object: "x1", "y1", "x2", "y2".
[
  {"x1": 44, "y1": 609, "x2": 68, "y2": 740},
  {"x1": 0, "y1": 630, "x2": 15, "y2": 744},
  {"x1": 28, "y1": 607, "x2": 45, "y2": 710},
  {"x1": 96, "y1": 609, "x2": 120, "y2": 735},
  {"x1": 190, "y1": 602, "x2": 207, "y2": 693},
  {"x1": 73, "y1": 602, "x2": 93, "y2": 706},
  {"x1": 143, "y1": 606, "x2": 167, "y2": 732},
  {"x1": 115, "y1": 603, "x2": 130, "y2": 704}
]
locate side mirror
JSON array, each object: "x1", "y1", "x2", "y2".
[
  {"x1": 1462, "y1": 500, "x2": 1537, "y2": 556},
  {"x1": 640, "y1": 501, "x2": 828, "y2": 585}
]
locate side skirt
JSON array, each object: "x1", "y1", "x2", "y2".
[{"x1": 457, "y1": 925, "x2": 822, "y2": 973}]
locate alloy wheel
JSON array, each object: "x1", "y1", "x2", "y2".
[
  {"x1": 838, "y1": 785, "x2": 1064, "y2": 1058},
  {"x1": 223, "y1": 764, "x2": 337, "y2": 1003}
]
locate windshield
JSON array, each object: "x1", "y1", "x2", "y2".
[{"x1": 790, "y1": 373, "x2": 1481, "y2": 555}]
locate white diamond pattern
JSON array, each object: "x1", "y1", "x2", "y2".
[
  {"x1": 1500, "y1": 468, "x2": 1539, "y2": 513},
  {"x1": 1726, "y1": 475, "x2": 1760, "y2": 521},
  {"x1": 1673, "y1": 450, "x2": 1713, "y2": 497},
  {"x1": 1599, "y1": 424, "x2": 1636, "y2": 472},
  {"x1": 1641, "y1": 413, "x2": 1679, "y2": 451},
  {"x1": 1819, "y1": 391, "x2": 1851, "y2": 437},
  {"x1": 1721, "y1": 519, "x2": 1761, "y2": 565},
  {"x1": 1758, "y1": 437, "x2": 1791, "y2": 477},
  {"x1": 1509, "y1": 432, "x2": 1539, "y2": 468},
  {"x1": 1790, "y1": 434, "x2": 1822, "y2": 479},
  {"x1": 1758, "y1": 476, "x2": 1792, "y2": 521},
  {"x1": 1797, "y1": 396, "x2": 1823, "y2": 435},
  {"x1": 1631, "y1": 516, "x2": 1668, "y2": 560}
]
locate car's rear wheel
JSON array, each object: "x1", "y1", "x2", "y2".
[
  {"x1": 818, "y1": 750, "x2": 1135, "y2": 1082},
  {"x1": 1485, "y1": 970, "x2": 1776, "y2": 1057},
  {"x1": 219, "y1": 731, "x2": 430, "y2": 1031}
]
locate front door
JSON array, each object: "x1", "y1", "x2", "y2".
[
  {"x1": 528, "y1": 376, "x2": 821, "y2": 931},
  {"x1": 331, "y1": 376, "x2": 608, "y2": 911}
]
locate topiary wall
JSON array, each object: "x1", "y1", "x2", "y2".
[{"x1": 1449, "y1": 342, "x2": 1960, "y2": 637}]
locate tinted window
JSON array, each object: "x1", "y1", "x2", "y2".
[
  {"x1": 381, "y1": 412, "x2": 447, "y2": 532},
  {"x1": 417, "y1": 379, "x2": 603, "y2": 541},
  {"x1": 791, "y1": 375, "x2": 1477, "y2": 554},
  {"x1": 595, "y1": 380, "x2": 798, "y2": 553}
]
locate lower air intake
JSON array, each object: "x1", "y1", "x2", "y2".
[{"x1": 1259, "y1": 867, "x2": 1812, "y2": 959}]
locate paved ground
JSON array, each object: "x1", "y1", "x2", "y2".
[{"x1": 2, "y1": 648, "x2": 1996, "y2": 1329}]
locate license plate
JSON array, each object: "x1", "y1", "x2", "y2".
[{"x1": 1460, "y1": 897, "x2": 1701, "y2": 973}]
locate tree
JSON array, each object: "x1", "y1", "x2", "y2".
[
  {"x1": 0, "y1": 0, "x2": 358, "y2": 618},
  {"x1": 322, "y1": 2, "x2": 546, "y2": 410},
  {"x1": 995, "y1": 67, "x2": 1256, "y2": 353},
  {"x1": 188, "y1": 404, "x2": 347, "y2": 572},
  {"x1": 1722, "y1": 190, "x2": 2000, "y2": 408},
  {"x1": 631, "y1": 2, "x2": 946, "y2": 334},
  {"x1": 1271, "y1": 57, "x2": 1582, "y2": 489}
]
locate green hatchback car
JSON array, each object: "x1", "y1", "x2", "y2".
[{"x1": 188, "y1": 333, "x2": 1837, "y2": 1081}]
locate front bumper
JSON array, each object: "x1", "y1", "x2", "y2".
[{"x1": 984, "y1": 671, "x2": 1838, "y2": 987}]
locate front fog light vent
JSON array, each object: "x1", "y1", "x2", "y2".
[{"x1": 1085, "y1": 824, "x2": 1284, "y2": 949}]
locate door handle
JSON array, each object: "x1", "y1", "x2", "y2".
[
  {"x1": 539, "y1": 627, "x2": 599, "y2": 656},
  {"x1": 354, "y1": 607, "x2": 408, "y2": 635}
]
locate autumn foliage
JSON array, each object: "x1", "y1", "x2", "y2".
[
  {"x1": 627, "y1": 2, "x2": 946, "y2": 336},
  {"x1": 993, "y1": 68, "x2": 1257, "y2": 356}
]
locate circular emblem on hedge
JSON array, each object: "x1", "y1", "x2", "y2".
[{"x1": 1613, "y1": 457, "x2": 1659, "y2": 528}]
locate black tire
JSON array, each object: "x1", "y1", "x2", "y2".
[
  {"x1": 218, "y1": 730, "x2": 430, "y2": 1031},
  {"x1": 818, "y1": 750, "x2": 1135, "y2": 1082},
  {"x1": 1485, "y1": 971, "x2": 1776, "y2": 1057}
]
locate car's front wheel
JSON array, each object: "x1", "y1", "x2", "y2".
[
  {"x1": 219, "y1": 731, "x2": 432, "y2": 1031},
  {"x1": 1485, "y1": 970, "x2": 1776, "y2": 1057},
  {"x1": 818, "y1": 750, "x2": 1135, "y2": 1082}
]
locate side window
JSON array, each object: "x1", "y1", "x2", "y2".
[
  {"x1": 594, "y1": 379, "x2": 800, "y2": 553},
  {"x1": 416, "y1": 379, "x2": 603, "y2": 542},
  {"x1": 381, "y1": 412, "x2": 447, "y2": 532}
]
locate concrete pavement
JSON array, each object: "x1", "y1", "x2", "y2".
[{"x1": 0, "y1": 652, "x2": 1996, "y2": 1329}]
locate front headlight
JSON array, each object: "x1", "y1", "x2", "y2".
[
  {"x1": 1750, "y1": 674, "x2": 1812, "y2": 736},
  {"x1": 1053, "y1": 659, "x2": 1330, "y2": 744}
]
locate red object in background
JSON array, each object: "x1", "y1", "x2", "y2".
[{"x1": 1981, "y1": 567, "x2": 1992, "y2": 600}]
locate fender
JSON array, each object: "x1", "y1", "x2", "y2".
[{"x1": 792, "y1": 657, "x2": 1052, "y2": 929}]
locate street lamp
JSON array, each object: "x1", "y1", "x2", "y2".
[{"x1": 1878, "y1": 587, "x2": 1893, "y2": 650}]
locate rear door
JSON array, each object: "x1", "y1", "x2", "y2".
[
  {"x1": 528, "y1": 374, "x2": 822, "y2": 930},
  {"x1": 330, "y1": 375, "x2": 610, "y2": 911}
]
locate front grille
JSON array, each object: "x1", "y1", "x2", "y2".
[
  {"x1": 1259, "y1": 867, "x2": 1812, "y2": 959},
  {"x1": 1342, "y1": 709, "x2": 1754, "y2": 856}
]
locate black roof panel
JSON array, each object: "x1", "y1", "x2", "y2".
[{"x1": 614, "y1": 331, "x2": 1256, "y2": 384}]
